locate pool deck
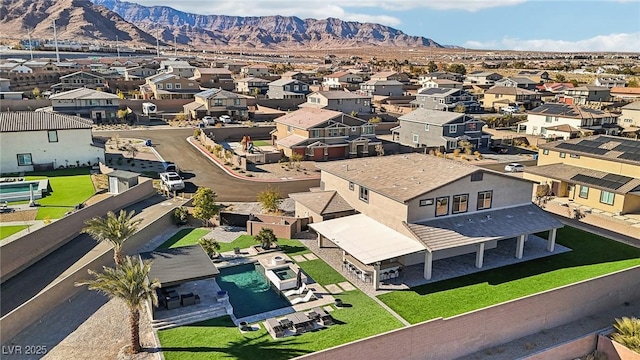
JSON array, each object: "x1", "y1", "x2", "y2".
[{"x1": 0, "y1": 179, "x2": 49, "y2": 202}]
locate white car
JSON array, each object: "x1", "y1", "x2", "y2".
[
  {"x1": 504, "y1": 163, "x2": 525, "y2": 172},
  {"x1": 160, "y1": 172, "x2": 185, "y2": 191},
  {"x1": 202, "y1": 116, "x2": 215, "y2": 125},
  {"x1": 501, "y1": 106, "x2": 519, "y2": 114},
  {"x1": 219, "y1": 115, "x2": 232, "y2": 124}
]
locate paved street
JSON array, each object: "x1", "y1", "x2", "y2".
[{"x1": 97, "y1": 128, "x2": 319, "y2": 202}]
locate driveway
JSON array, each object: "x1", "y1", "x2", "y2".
[{"x1": 96, "y1": 128, "x2": 319, "y2": 202}]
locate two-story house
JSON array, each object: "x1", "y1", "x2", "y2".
[
  {"x1": 48, "y1": 87, "x2": 119, "y2": 123},
  {"x1": 524, "y1": 135, "x2": 640, "y2": 215},
  {"x1": 518, "y1": 103, "x2": 620, "y2": 138},
  {"x1": 419, "y1": 79, "x2": 463, "y2": 89},
  {"x1": 51, "y1": 71, "x2": 105, "y2": 92},
  {"x1": 412, "y1": 88, "x2": 481, "y2": 113},
  {"x1": 183, "y1": 88, "x2": 252, "y2": 120},
  {"x1": 595, "y1": 77, "x2": 626, "y2": 89},
  {"x1": 266, "y1": 79, "x2": 311, "y2": 99},
  {"x1": 190, "y1": 68, "x2": 234, "y2": 91},
  {"x1": 139, "y1": 73, "x2": 201, "y2": 100},
  {"x1": 0, "y1": 112, "x2": 105, "y2": 173},
  {"x1": 611, "y1": 87, "x2": 640, "y2": 101},
  {"x1": 299, "y1": 91, "x2": 373, "y2": 114},
  {"x1": 558, "y1": 86, "x2": 611, "y2": 105},
  {"x1": 517, "y1": 70, "x2": 550, "y2": 83},
  {"x1": 322, "y1": 71, "x2": 363, "y2": 91},
  {"x1": 358, "y1": 80, "x2": 404, "y2": 97},
  {"x1": 393, "y1": 108, "x2": 490, "y2": 151},
  {"x1": 235, "y1": 77, "x2": 270, "y2": 95},
  {"x1": 300, "y1": 153, "x2": 562, "y2": 289},
  {"x1": 465, "y1": 71, "x2": 503, "y2": 85},
  {"x1": 272, "y1": 108, "x2": 380, "y2": 160},
  {"x1": 158, "y1": 60, "x2": 195, "y2": 78},
  {"x1": 619, "y1": 101, "x2": 640, "y2": 130},
  {"x1": 482, "y1": 86, "x2": 541, "y2": 111},
  {"x1": 124, "y1": 65, "x2": 158, "y2": 80},
  {"x1": 494, "y1": 77, "x2": 539, "y2": 90},
  {"x1": 240, "y1": 64, "x2": 270, "y2": 78},
  {"x1": 419, "y1": 71, "x2": 464, "y2": 83},
  {"x1": 369, "y1": 71, "x2": 410, "y2": 84},
  {"x1": 281, "y1": 71, "x2": 311, "y2": 83},
  {"x1": 0, "y1": 77, "x2": 23, "y2": 100}
]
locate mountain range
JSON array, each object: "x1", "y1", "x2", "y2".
[{"x1": 0, "y1": 0, "x2": 445, "y2": 49}]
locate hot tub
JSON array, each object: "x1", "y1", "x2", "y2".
[{"x1": 265, "y1": 265, "x2": 307, "y2": 291}]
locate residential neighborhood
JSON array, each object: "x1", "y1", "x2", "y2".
[{"x1": 0, "y1": 2, "x2": 640, "y2": 360}]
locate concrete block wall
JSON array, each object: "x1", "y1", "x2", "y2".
[
  {"x1": 524, "y1": 332, "x2": 598, "y2": 360},
  {"x1": 0, "y1": 180, "x2": 156, "y2": 283},
  {"x1": 297, "y1": 266, "x2": 640, "y2": 360}
]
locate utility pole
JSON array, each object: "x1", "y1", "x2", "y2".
[
  {"x1": 27, "y1": 28, "x2": 33, "y2": 60},
  {"x1": 156, "y1": 28, "x2": 160, "y2": 57},
  {"x1": 174, "y1": 34, "x2": 177, "y2": 57},
  {"x1": 52, "y1": 19, "x2": 60, "y2": 63},
  {"x1": 116, "y1": 35, "x2": 120, "y2": 59}
]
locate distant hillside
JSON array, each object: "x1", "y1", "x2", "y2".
[
  {"x1": 92, "y1": 0, "x2": 444, "y2": 49},
  {"x1": 0, "y1": 0, "x2": 158, "y2": 43}
]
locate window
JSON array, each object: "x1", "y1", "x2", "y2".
[
  {"x1": 559, "y1": 152, "x2": 566, "y2": 158},
  {"x1": 477, "y1": 191, "x2": 492, "y2": 210},
  {"x1": 351, "y1": 126, "x2": 358, "y2": 132},
  {"x1": 449, "y1": 124, "x2": 457, "y2": 133},
  {"x1": 452, "y1": 194, "x2": 469, "y2": 214},
  {"x1": 157, "y1": 83, "x2": 163, "y2": 89},
  {"x1": 310, "y1": 129, "x2": 321, "y2": 138},
  {"x1": 412, "y1": 134, "x2": 419, "y2": 144},
  {"x1": 359, "y1": 186, "x2": 369, "y2": 202},
  {"x1": 17, "y1": 153, "x2": 32, "y2": 166},
  {"x1": 579, "y1": 186, "x2": 589, "y2": 199},
  {"x1": 600, "y1": 191, "x2": 614, "y2": 205},
  {"x1": 570, "y1": 154, "x2": 580, "y2": 159},
  {"x1": 165, "y1": 83, "x2": 172, "y2": 89},
  {"x1": 48, "y1": 130, "x2": 58, "y2": 143},
  {"x1": 234, "y1": 99, "x2": 241, "y2": 106},
  {"x1": 543, "y1": 149, "x2": 549, "y2": 155},
  {"x1": 287, "y1": 125, "x2": 292, "y2": 133},
  {"x1": 545, "y1": 116, "x2": 552, "y2": 123},
  {"x1": 419, "y1": 198, "x2": 434, "y2": 207},
  {"x1": 425, "y1": 124, "x2": 430, "y2": 131},
  {"x1": 435, "y1": 196, "x2": 449, "y2": 216},
  {"x1": 214, "y1": 99, "x2": 223, "y2": 106},
  {"x1": 470, "y1": 172, "x2": 483, "y2": 182},
  {"x1": 349, "y1": 182, "x2": 354, "y2": 190},
  {"x1": 174, "y1": 83, "x2": 181, "y2": 89},
  {"x1": 448, "y1": 140, "x2": 457, "y2": 150}
]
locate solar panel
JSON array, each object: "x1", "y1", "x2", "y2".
[
  {"x1": 556, "y1": 142, "x2": 609, "y2": 155},
  {"x1": 571, "y1": 173, "x2": 632, "y2": 190},
  {"x1": 618, "y1": 153, "x2": 640, "y2": 162}
]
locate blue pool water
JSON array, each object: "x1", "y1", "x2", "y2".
[
  {"x1": 217, "y1": 263, "x2": 291, "y2": 318},
  {"x1": 0, "y1": 183, "x2": 36, "y2": 194}
]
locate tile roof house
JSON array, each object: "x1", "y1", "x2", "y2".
[
  {"x1": 272, "y1": 108, "x2": 380, "y2": 160},
  {"x1": 524, "y1": 135, "x2": 640, "y2": 215},
  {"x1": 358, "y1": 79, "x2": 404, "y2": 97},
  {"x1": 559, "y1": 86, "x2": 610, "y2": 105},
  {"x1": 48, "y1": 87, "x2": 120, "y2": 123},
  {"x1": 419, "y1": 71, "x2": 464, "y2": 83},
  {"x1": 482, "y1": 86, "x2": 542, "y2": 111},
  {"x1": 369, "y1": 71, "x2": 410, "y2": 83},
  {"x1": 240, "y1": 64, "x2": 270, "y2": 77},
  {"x1": 183, "y1": 88, "x2": 253, "y2": 120},
  {"x1": 393, "y1": 108, "x2": 490, "y2": 151},
  {"x1": 51, "y1": 71, "x2": 106, "y2": 92},
  {"x1": 465, "y1": 71, "x2": 503, "y2": 85},
  {"x1": 266, "y1": 78, "x2": 311, "y2": 99},
  {"x1": 190, "y1": 68, "x2": 234, "y2": 91},
  {"x1": 302, "y1": 153, "x2": 562, "y2": 289},
  {"x1": 235, "y1": 77, "x2": 270, "y2": 95},
  {"x1": 494, "y1": 76, "x2": 539, "y2": 90},
  {"x1": 139, "y1": 73, "x2": 201, "y2": 100},
  {"x1": 620, "y1": 101, "x2": 640, "y2": 130},
  {"x1": 0, "y1": 112, "x2": 104, "y2": 173},
  {"x1": 299, "y1": 91, "x2": 373, "y2": 114},
  {"x1": 518, "y1": 103, "x2": 620, "y2": 138},
  {"x1": 412, "y1": 88, "x2": 481, "y2": 113},
  {"x1": 595, "y1": 77, "x2": 626, "y2": 89},
  {"x1": 322, "y1": 71, "x2": 363, "y2": 91},
  {"x1": 610, "y1": 87, "x2": 640, "y2": 101},
  {"x1": 289, "y1": 190, "x2": 355, "y2": 222}
]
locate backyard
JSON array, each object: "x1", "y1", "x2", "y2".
[
  {"x1": 156, "y1": 229, "x2": 404, "y2": 360},
  {"x1": 378, "y1": 227, "x2": 640, "y2": 324},
  {"x1": 0, "y1": 225, "x2": 29, "y2": 240}
]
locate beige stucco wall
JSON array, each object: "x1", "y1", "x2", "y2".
[
  {"x1": 537, "y1": 150, "x2": 639, "y2": 178},
  {"x1": 619, "y1": 107, "x2": 640, "y2": 128},
  {"x1": 321, "y1": 172, "x2": 409, "y2": 234},
  {"x1": 295, "y1": 202, "x2": 323, "y2": 223},
  {"x1": 0, "y1": 129, "x2": 104, "y2": 173},
  {"x1": 406, "y1": 172, "x2": 534, "y2": 223}
]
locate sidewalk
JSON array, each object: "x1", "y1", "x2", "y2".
[{"x1": 0, "y1": 220, "x2": 48, "y2": 244}]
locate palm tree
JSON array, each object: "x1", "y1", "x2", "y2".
[
  {"x1": 76, "y1": 256, "x2": 159, "y2": 354},
  {"x1": 255, "y1": 227, "x2": 277, "y2": 250},
  {"x1": 82, "y1": 210, "x2": 142, "y2": 266}
]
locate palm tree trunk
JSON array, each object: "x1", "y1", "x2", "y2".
[
  {"x1": 129, "y1": 308, "x2": 141, "y2": 353},
  {"x1": 114, "y1": 250, "x2": 123, "y2": 267}
]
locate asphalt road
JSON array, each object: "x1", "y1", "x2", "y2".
[
  {"x1": 97, "y1": 128, "x2": 320, "y2": 202},
  {"x1": 477, "y1": 159, "x2": 538, "y2": 173}
]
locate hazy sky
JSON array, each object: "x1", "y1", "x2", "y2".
[{"x1": 133, "y1": 0, "x2": 640, "y2": 52}]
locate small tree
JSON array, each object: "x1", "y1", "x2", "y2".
[
  {"x1": 82, "y1": 210, "x2": 142, "y2": 266},
  {"x1": 223, "y1": 150, "x2": 233, "y2": 164},
  {"x1": 349, "y1": 111, "x2": 359, "y2": 118},
  {"x1": 290, "y1": 152, "x2": 303, "y2": 169},
  {"x1": 426, "y1": 61, "x2": 438, "y2": 73},
  {"x1": 192, "y1": 187, "x2": 218, "y2": 227},
  {"x1": 257, "y1": 186, "x2": 282, "y2": 214},
  {"x1": 173, "y1": 112, "x2": 188, "y2": 122},
  {"x1": 117, "y1": 109, "x2": 129, "y2": 121},
  {"x1": 193, "y1": 128, "x2": 201, "y2": 138},
  {"x1": 126, "y1": 144, "x2": 138, "y2": 159},
  {"x1": 453, "y1": 104, "x2": 466, "y2": 113},
  {"x1": 555, "y1": 74, "x2": 566, "y2": 83},
  {"x1": 172, "y1": 206, "x2": 189, "y2": 225},
  {"x1": 32, "y1": 87, "x2": 41, "y2": 99},
  {"x1": 198, "y1": 237, "x2": 221, "y2": 258},
  {"x1": 375, "y1": 143, "x2": 385, "y2": 156},
  {"x1": 368, "y1": 116, "x2": 382, "y2": 124},
  {"x1": 628, "y1": 79, "x2": 639, "y2": 88},
  {"x1": 254, "y1": 227, "x2": 277, "y2": 250},
  {"x1": 213, "y1": 144, "x2": 223, "y2": 158}
]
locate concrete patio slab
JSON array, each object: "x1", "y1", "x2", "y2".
[
  {"x1": 338, "y1": 281, "x2": 356, "y2": 291},
  {"x1": 303, "y1": 253, "x2": 318, "y2": 260},
  {"x1": 292, "y1": 255, "x2": 307, "y2": 262},
  {"x1": 325, "y1": 284, "x2": 343, "y2": 294}
]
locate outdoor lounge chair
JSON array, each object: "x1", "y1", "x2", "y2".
[
  {"x1": 283, "y1": 283, "x2": 307, "y2": 297},
  {"x1": 290, "y1": 290, "x2": 315, "y2": 305},
  {"x1": 234, "y1": 247, "x2": 241, "y2": 255}
]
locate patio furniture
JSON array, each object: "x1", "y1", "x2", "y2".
[
  {"x1": 238, "y1": 321, "x2": 249, "y2": 331},
  {"x1": 335, "y1": 298, "x2": 343, "y2": 307},
  {"x1": 266, "y1": 318, "x2": 285, "y2": 338},
  {"x1": 234, "y1": 247, "x2": 241, "y2": 255},
  {"x1": 283, "y1": 283, "x2": 307, "y2": 297},
  {"x1": 279, "y1": 318, "x2": 294, "y2": 330},
  {"x1": 290, "y1": 290, "x2": 315, "y2": 305},
  {"x1": 194, "y1": 294, "x2": 201, "y2": 304},
  {"x1": 181, "y1": 293, "x2": 196, "y2": 306},
  {"x1": 166, "y1": 297, "x2": 181, "y2": 310},
  {"x1": 286, "y1": 313, "x2": 312, "y2": 333}
]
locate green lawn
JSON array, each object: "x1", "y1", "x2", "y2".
[
  {"x1": 297, "y1": 259, "x2": 346, "y2": 286},
  {"x1": 0, "y1": 225, "x2": 29, "y2": 240},
  {"x1": 378, "y1": 227, "x2": 640, "y2": 324},
  {"x1": 159, "y1": 278, "x2": 402, "y2": 360},
  {"x1": 156, "y1": 228, "x2": 212, "y2": 249},
  {"x1": 23, "y1": 168, "x2": 95, "y2": 220},
  {"x1": 251, "y1": 140, "x2": 271, "y2": 147}
]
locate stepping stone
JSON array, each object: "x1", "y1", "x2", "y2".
[
  {"x1": 303, "y1": 253, "x2": 318, "y2": 260},
  {"x1": 324, "y1": 305, "x2": 334, "y2": 312},
  {"x1": 338, "y1": 281, "x2": 356, "y2": 291},
  {"x1": 325, "y1": 284, "x2": 343, "y2": 294},
  {"x1": 292, "y1": 255, "x2": 307, "y2": 262},
  {"x1": 601, "y1": 212, "x2": 614, "y2": 217}
]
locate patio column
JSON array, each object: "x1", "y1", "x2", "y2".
[
  {"x1": 373, "y1": 262, "x2": 381, "y2": 291},
  {"x1": 424, "y1": 251, "x2": 433, "y2": 280},
  {"x1": 317, "y1": 233, "x2": 323, "y2": 248},
  {"x1": 515, "y1": 234, "x2": 527, "y2": 259},
  {"x1": 475, "y1": 242, "x2": 485, "y2": 268},
  {"x1": 547, "y1": 228, "x2": 557, "y2": 252}
]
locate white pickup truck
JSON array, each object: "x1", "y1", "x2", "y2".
[{"x1": 160, "y1": 172, "x2": 185, "y2": 191}]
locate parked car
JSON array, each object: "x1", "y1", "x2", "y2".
[
  {"x1": 202, "y1": 116, "x2": 215, "y2": 126},
  {"x1": 501, "y1": 106, "x2": 519, "y2": 114},
  {"x1": 504, "y1": 163, "x2": 525, "y2": 172},
  {"x1": 162, "y1": 162, "x2": 179, "y2": 173},
  {"x1": 160, "y1": 172, "x2": 185, "y2": 191},
  {"x1": 219, "y1": 115, "x2": 232, "y2": 124},
  {"x1": 490, "y1": 144, "x2": 509, "y2": 154}
]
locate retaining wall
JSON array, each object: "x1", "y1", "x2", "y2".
[
  {"x1": 0, "y1": 180, "x2": 156, "y2": 283},
  {"x1": 523, "y1": 332, "x2": 598, "y2": 360},
  {"x1": 296, "y1": 266, "x2": 640, "y2": 360}
]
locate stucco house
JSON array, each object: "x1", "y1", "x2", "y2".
[
  {"x1": 139, "y1": 73, "x2": 200, "y2": 100},
  {"x1": 0, "y1": 112, "x2": 104, "y2": 173},
  {"x1": 301, "y1": 153, "x2": 562, "y2": 289},
  {"x1": 272, "y1": 107, "x2": 380, "y2": 160},
  {"x1": 240, "y1": 64, "x2": 270, "y2": 78},
  {"x1": 358, "y1": 80, "x2": 404, "y2": 97},
  {"x1": 465, "y1": 71, "x2": 503, "y2": 85},
  {"x1": 558, "y1": 86, "x2": 610, "y2": 105},
  {"x1": 48, "y1": 87, "x2": 119, "y2": 123},
  {"x1": 190, "y1": 68, "x2": 234, "y2": 91},
  {"x1": 183, "y1": 88, "x2": 252, "y2": 120},
  {"x1": 412, "y1": 88, "x2": 481, "y2": 113},
  {"x1": 482, "y1": 87, "x2": 542, "y2": 111},
  {"x1": 51, "y1": 71, "x2": 106, "y2": 92},
  {"x1": 518, "y1": 103, "x2": 620, "y2": 138},
  {"x1": 299, "y1": 91, "x2": 373, "y2": 114},
  {"x1": 266, "y1": 78, "x2": 311, "y2": 99},
  {"x1": 494, "y1": 77, "x2": 539, "y2": 90},
  {"x1": 619, "y1": 101, "x2": 640, "y2": 130},
  {"x1": 322, "y1": 71, "x2": 363, "y2": 91},
  {"x1": 393, "y1": 108, "x2": 490, "y2": 151},
  {"x1": 524, "y1": 135, "x2": 640, "y2": 215},
  {"x1": 158, "y1": 60, "x2": 196, "y2": 78},
  {"x1": 369, "y1": 71, "x2": 410, "y2": 83},
  {"x1": 235, "y1": 77, "x2": 270, "y2": 95}
]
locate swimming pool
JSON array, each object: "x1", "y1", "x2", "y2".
[
  {"x1": 217, "y1": 263, "x2": 291, "y2": 318},
  {"x1": 273, "y1": 267, "x2": 296, "y2": 281},
  {"x1": 0, "y1": 180, "x2": 49, "y2": 202}
]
